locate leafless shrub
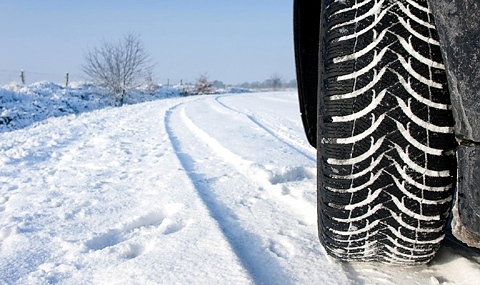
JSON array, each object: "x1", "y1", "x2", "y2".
[{"x1": 195, "y1": 73, "x2": 215, "y2": 94}]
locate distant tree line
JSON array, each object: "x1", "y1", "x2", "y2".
[
  {"x1": 236, "y1": 74, "x2": 297, "y2": 90},
  {"x1": 177, "y1": 73, "x2": 297, "y2": 96},
  {"x1": 205, "y1": 75, "x2": 297, "y2": 91}
]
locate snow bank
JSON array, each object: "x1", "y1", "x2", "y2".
[{"x1": 0, "y1": 82, "x2": 182, "y2": 133}]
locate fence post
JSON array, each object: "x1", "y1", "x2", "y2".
[
  {"x1": 20, "y1": 70, "x2": 25, "y2": 85},
  {"x1": 65, "y1": 72, "x2": 69, "y2": 87}
]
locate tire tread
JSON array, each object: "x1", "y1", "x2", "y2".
[{"x1": 317, "y1": 0, "x2": 456, "y2": 264}]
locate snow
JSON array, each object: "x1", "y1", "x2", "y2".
[{"x1": 1, "y1": 83, "x2": 480, "y2": 284}]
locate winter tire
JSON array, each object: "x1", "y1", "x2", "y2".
[{"x1": 298, "y1": 0, "x2": 458, "y2": 264}]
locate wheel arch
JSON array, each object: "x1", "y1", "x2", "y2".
[{"x1": 293, "y1": 0, "x2": 320, "y2": 148}]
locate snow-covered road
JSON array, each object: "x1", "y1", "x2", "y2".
[{"x1": 1, "y1": 91, "x2": 480, "y2": 284}]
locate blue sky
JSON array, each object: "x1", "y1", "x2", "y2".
[{"x1": 0, "y1": 0, "x2": 296, "y2": 85}]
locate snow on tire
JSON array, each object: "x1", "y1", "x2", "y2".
[{"x1": 317, "y1": 0, "x2": 457, "y2": 264}]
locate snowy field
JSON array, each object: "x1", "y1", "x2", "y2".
[{"x1": 1, "y1": 84, "x2": 480, "y2": 284}]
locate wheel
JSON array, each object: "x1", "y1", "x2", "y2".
[{"x1": 316, "y1": 0, "x2": 457, "y2": 264}]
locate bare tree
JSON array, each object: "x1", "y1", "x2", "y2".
[
  {"x1": 83, "y1": 33, "x2": 153, "y2": 106},
  {"x1": 270, "y1": 73, "x2": 283, "y2": 90}
]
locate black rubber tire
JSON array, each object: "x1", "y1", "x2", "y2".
[{"x1": 317, "y1": 0, "x2": 457, "y2": 264}]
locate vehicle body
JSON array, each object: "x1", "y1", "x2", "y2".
[{"x1": 294, "y1": 0, "x2": 480, "y2": 263}]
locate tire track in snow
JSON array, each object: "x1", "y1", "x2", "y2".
[
  {"x1": 213, "y1": 96, "x2": 316, "y2": 162},
  {"x1": 178, "y1": 102, "x2": 316, "y2": 218},
  {"x1": 164, "y1": 103, "x2": 295, "y2": 285},
  {"x1": 169, "y1": 98, "x2": 351, "y2": 284},
  {"x1": 203, "y1": 95, "x2": 318, "y2": 202}
]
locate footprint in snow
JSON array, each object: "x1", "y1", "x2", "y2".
[
  {"x1": 268, "y1": 235, "x2": 296, "y2": 259},
  {"x1": 268, "y1": 166, "x2": 315, "y2": 185},
  {"x1": 84, "y1": 204, "x2": 187, "y2": 255},
  {"x1": 0, "y1": 196, "x2": 7, "y2": 212}
]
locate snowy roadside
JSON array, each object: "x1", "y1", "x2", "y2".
[
  {"x1": 1, "y1": 86, "x2": 480, "y2": 284},
  {"x1": 0, "y1": 82, "x2": 183, "y2": 134}
]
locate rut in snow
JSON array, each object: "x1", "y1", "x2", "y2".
[{"x1": 164, "y1": 103, "x2": 295, "y2": 285}]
